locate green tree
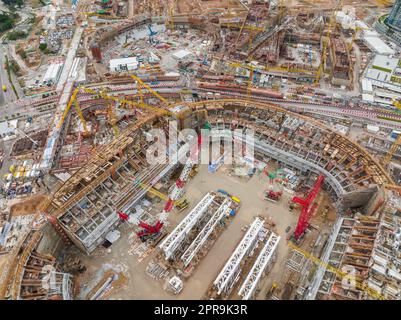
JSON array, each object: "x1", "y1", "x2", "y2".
[
  {"x1": 1, "y1": 0, "x2": 24, "y2": 8},
  {"x1": 39, "y1": 42, "x2": 47, "y2": 51},
  {"x1": 0, "y1": 11, "x2": 16, "y2": 32},
  {"x1": 7, "y1": 30, "x2": 27, "y2": 40}
]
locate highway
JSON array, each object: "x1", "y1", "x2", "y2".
[{"x1": 41, "y1": 25, "x2": 84, "y2": 170}]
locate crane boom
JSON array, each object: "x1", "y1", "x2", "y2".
[
  {"x1": 288, "y1": 242, "x2": 385, "y2": 300},
  {"x1": 122, "y1": 137, "x2": 200, "y2": 241},
  {"x1": 131, "y1": 74, "x2": 170, "y2": 106},
  {"x1": 292, "y1": 175, "x2": 324, "y2": 239}
]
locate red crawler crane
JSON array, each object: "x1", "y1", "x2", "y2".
[
  {"x1": 292, "y1": 175, "x2": 324, "y2": 240},
  {"x1": 119, "y1": 135, "x2": 202, "y2": 241}
]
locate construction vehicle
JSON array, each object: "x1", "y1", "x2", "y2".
[
  {"x1": 135, "y1": 180, "x2": 187, "y2": 207},
  {"x1": 266, "y1": 282, "x2": 279, "y2": 299},
  {"x1": 120, "y1": 140, "x2": 199, "y2": 241},
  {"x1": 291, "y1": 175, "x2": 324, "y2": 240},
  {"x1": 175, "y1": 198, "x2": 189, "y2": 212},
  {"x1": 264, "y1": 190, "x2": 282, "y2": 202}
]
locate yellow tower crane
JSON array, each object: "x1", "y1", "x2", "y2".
[
  {"x1": 57, "y1": 84, "x2": 173, "y2": 135},
  {"x1": 56, "y1": 87, "x2": 90, "y2": 135},
  {"x1": 131, "y1": 74, "x2": 170, "y2": 107},
  {"x1": 228, "y1": 61, "x2": 256, "y2": 101},
  {"x1": 166, "y1": 0, "x2": 177, "y2": 30},
  {"x1": 347, "y1": 26, "x2": 369, "y2": 52},
  {"x1": 288, "y1": 242, "x2": 385, "y2": 300},
  {"x1": 278, "y1": 0, "x2": 286, "y2": 24},
  {"x1": 315, "y1": 0, "x2": 343, "y2": 83},
  {"x1": 220, "y1": 23, "x2": 264, "y2": 32},
  {"x1": 227, "y1": 60, "x2": 313, "y2": 99},
  {"x1": 375, "y1": 0, "x2": 394, "y2": 7},
  {"x1": 107, "y1": 101, "x2": 120, "y2": 137}
]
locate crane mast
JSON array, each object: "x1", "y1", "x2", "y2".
[{"x1": 292, "y1": 175, "x2": 324, "y2": 240}]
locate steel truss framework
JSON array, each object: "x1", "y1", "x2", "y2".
[
  {"x1": 213, "y1": 217, "x2": 264, "y2": 295},
  {"x1": 238, "y1": 233, "x2": 281, "y2": 300},
  {"x1": 159, "y1": 193, "x2": 216, "y2": 260},
  {"x1": 181, "y1": 198, "x2": 232, "y2": 267}
]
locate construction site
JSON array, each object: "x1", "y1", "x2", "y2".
[{"x1": 0, "y1": 0, "x2": 400, "y2": 301}]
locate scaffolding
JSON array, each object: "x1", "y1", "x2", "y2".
[
  {"x1": 238, "y1": 232, "x2": 280, "y2": 300},
  {"x1": 159, "y1": 193, "x2": 216, "y2": 260},
  {"x1": 181, "y1": 198, "x2": 232, "y2": 267},
  {"x1": 213, "y1": 217, "x2": 264, "y2": 295}
]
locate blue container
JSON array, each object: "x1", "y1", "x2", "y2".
[
  {"x1": 217, "y1": 189, "x2": 228, "y2": 195},
  {"x1": 230, "y1": 209, "x2": 236, "y2": 216}
]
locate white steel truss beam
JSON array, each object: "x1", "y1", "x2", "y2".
[
  {"x1": 181, "y1": 198, "x2": 232, "y2": 267},
  {"x1": 159, "y1": 192, "x2": 215, "y2": 259},
  {"x1": 238, "y1": 233, "x2": 281, "y2": 300},
  {"x1": 213, "y1": 217, "x2": 264, "y2": 295}
]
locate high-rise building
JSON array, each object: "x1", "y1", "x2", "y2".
[
  {"x1": 387, "y1": 0, "x2": 401, "y2": 32},
  {"x1": 375, "y1": 0, "x2": 401, "y2": 46}
]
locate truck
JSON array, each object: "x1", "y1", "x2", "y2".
[{"x1": 176, "y1": 198, "x2": 189, "y2": 212}]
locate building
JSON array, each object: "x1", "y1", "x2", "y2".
[
  {"x1": 329, "y1": 37, "x2": 351, "y2": 87},
  {"x1": 42, "y1": 63, "x2": 64, "y2": 86},
  {"x1": 362, "y1": 54, "x2": 401, "y2": 105},
  {"x1": 375, "y1": 0, "x2": 401, "y2": 46},
  {"x1": 109, "y1": 57, "x2": 139, "y2": 72},
  {"x1": 387, "y1": 0, "x2": 401, "y2": 32},
  {"x1": 172, "y1": 49, "x2": 194, "y2": 61},
  {"x1": 362, "y1": 30, "x2": 395, "y2": 56},
  {"x1": 364, "y1": 55, "x2": 401, "y2": 91},
  {"x1": 90, "y1": 43, "x2": 102, "y2": 62}
]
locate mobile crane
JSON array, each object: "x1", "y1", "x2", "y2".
[{"x1": 119, "y1": 139, "x2": 199, "y2": 241}]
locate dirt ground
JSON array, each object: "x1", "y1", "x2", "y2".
[
  {"x1": 73, "y1": 163, "x2": 335, "y2": 299},
  {"x1": 9, "y1": 194, "x2": 48, "y2": 217}
]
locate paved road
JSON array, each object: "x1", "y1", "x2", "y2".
[
  {"x1": 41, "y1": 25, "x2": 84, "y2": 169},
  {"x1": 0, "y1": 44, "x2": 18, "y2": 107}
]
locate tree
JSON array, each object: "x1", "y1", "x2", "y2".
[
  {"x1": 7, "y1": 30, "x2": 27, "y2": 40},
  {"x1": 1, "y1": 0, "x2": 24, "y2": 8},
  {"x1": 39, "y1": 43, "x2": 47, "y2": 51},
  {"x1": 0, "y1": 11, "x2": 15, "y2": 32}
]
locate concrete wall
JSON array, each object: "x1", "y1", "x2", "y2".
[
  {"x1": 363, "y1": 185, "x2": 386, "y2": 217},
  {"x1": 340, "y1": 186, "x2": 378, "y2": 212},
  {"x1": 36, "y1": 223, "x2": 65, "y2": 258}
]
